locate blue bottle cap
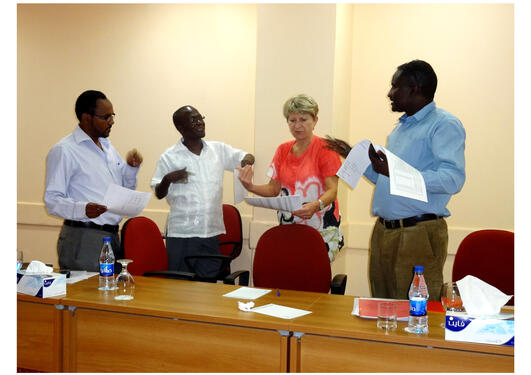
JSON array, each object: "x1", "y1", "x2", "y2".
[
  {"x1": 103, "y1": 237, "x2": 111, "y2": 242},
  {"x1": 414, "y1": 265, "x2": 424, "y2": 272}
]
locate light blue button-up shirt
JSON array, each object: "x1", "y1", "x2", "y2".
[
  {"x1": 364, "y1": 102, "x2": 466, "y2": 219},
  {"x1": 44, "y1": 125, "x2": 139, "y2": 225}
]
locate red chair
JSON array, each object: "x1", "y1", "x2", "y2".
[
  {"x1": 452, "y1": 229, "x2": 514, "y2": 305},
  {"x1": 251, "y1": 224, "x2": 347, "y2": 294},
  {"x1": 184, "y1": 204, "x2": 249, "y2": 285},
  {"x1": 120, "y1": 216, "x2": 194, "y2": 280}
]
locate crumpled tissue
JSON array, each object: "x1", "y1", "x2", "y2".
[
  {"x1": 238, "y1": 301, "x2": 255, "y2": 312},
  {"x1": 25, "y1": 260, "x2": 54, "y2": 274},
  {"x1": 456, "y1": 275, "x2": 512, "y2": 316}
]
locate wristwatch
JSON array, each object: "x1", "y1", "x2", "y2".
[{"x1": 318, "y1": 199, "x2": 325, "y2": 210}]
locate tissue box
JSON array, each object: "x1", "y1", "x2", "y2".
[
  {"x1": 445, "y1": 311, "x2": 514, "y2": 346},
  {"x1": 17, "y1": 271, "x2": 66, "y2": 298}
]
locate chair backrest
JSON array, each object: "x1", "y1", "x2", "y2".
[
  {"x1": 121, "y1": 216, "x2": 168, "y2": 276},
  {"x1": 253, "y1": 224, "x2": 331, "y2": 293},
  {"x1": 452, "y1": 229, "x2": 514, "y2": 305},
  {"x1": 219, "y1": 204, "x2": 243, "y2": 260}
]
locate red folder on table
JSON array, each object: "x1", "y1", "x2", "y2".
[{"x1": 352, "y1": 298, "x2": 445, "y2": 321}]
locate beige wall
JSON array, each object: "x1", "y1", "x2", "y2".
[
  {"x1": 18, "y1": 3, "x2": 257, "y2": 262},
  {"x1": 17, "y1": 3, "x2": 514, "y2": 297}
]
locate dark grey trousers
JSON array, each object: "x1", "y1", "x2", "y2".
[
  {"x1": 166, "y1": 236, "x2": 221, "y2": 279},
  {"x1": 57, "y1": 225, "x2": 121, "y2": 272}
]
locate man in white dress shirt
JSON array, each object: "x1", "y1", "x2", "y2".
[
  {"x1": 45, "y1": 90, "x2": 143, "y2": 271},
  {"x1": 151, "y1": 105, "x2": 254, "y2": 279}
]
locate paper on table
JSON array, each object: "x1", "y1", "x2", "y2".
[
  {"x1": 66, "y1": 271, "x2": 99, "y2": 284},
  {"x1": 244, "y1": 195, "x2": 302, "y2": 212},
  {"x1": 223, "y1": 287, "x2": 272, "y2": 300},
  {"x1": 382, "y1": 147, "x2": 427, "y2": 203},
  {"x1": 336, "y1": 139, "x2": 372, "y2": 189},
  {"x1": 103, "y1": 183, "x2": 152, "y2": 217},
  {"x1": 251, "y1": 303, "x2": 312, "y2": 319},
  {"x1": 233, "y1": 169, "x2": 248, "y2": 204}
]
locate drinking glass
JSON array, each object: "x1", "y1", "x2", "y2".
[
  {"x1": 17, "y1": 250, "x2": 23, "y2": 272},
  {"x1": 440, "y1": 281, "x2": 464, "y2": 327},
  {"x1": 114, "y1": 259, "x2": 135, "y2": 300},
  {"x1": 377, "y1": 302, "x2": 398, "y2": 332}
]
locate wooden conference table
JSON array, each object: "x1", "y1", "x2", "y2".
[{"x1": 17, "y1": 276, "x2": 514, "y2": 372}]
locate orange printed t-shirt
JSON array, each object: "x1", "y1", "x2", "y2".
[{"x1": 267, "y1": 135, "x2": 342, "y2": 235}]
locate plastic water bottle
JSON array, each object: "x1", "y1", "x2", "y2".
[
  {"x1": 98, "y1": 237, "x2": 116, "y2": 291},
  {"x1": 405, "y1": 265, "x2": 429, "y2": 334}
]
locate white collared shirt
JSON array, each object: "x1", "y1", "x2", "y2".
[
  {"x1": 44, "y1": 125, "x2": 139, "y2": 225},
  {"x1": 151, "y1": 139, "x2": 246, "y2": 238}
]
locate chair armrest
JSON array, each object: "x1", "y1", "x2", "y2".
[
  {"x1": 223, "y1": 270, "x2": 250, "y2": 286},
  {"x1": 218, "y1": 241, "x2": 240, "y2": 247},
  {"x1": 330, "y1": 273, "x2": 347, "y2": 295},
  {"x1": 184, "y1": 254, "x2": 232, "y2": 276},
  {"x1": 143, "y1": 270, "x2": 196, "y2": 280}
]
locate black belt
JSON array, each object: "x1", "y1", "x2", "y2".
[
  {"x1": 64, "y1": 220, "x2": 119, "y2": 233},
  {"x1": 378, "y1": 214, "x2": 442, "y2": 229}
]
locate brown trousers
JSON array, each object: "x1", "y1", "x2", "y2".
[{"x1": 369, "y1": 217, "x2": 448, "y2": 301}]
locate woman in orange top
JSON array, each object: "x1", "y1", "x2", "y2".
[{"x1": 238, "y1": 94, "x2": 344, "y2": 261}]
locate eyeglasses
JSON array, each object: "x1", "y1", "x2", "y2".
[
  {"x1": 190, "y1": 115, "x2": 205, "y2": 125},
  {"x1": 92, "y1": 113, "x2": 115, "y2": 122}
]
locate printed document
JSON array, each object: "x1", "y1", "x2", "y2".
[
  {"x1": 383, "y1": 147, "x2": 428, "y2": 202},
  {"x1": 244, "y1": 195, "x2": 302, "y2": 212},
  {"x1": 223, "y1": 287, "x2": 272, "y2": 300},
  {"x1": 337, "y1": 141, "x2": 427, "y2": 202},
  {"x1": 103, "y1": 183, "x2": 152, "y2": 217},
  {"x1": 251, "y1": 303, "x2": 312, "y2": 319},
  {"x1": 336, "y1": 139, "x2": 372, "y2": 189}
]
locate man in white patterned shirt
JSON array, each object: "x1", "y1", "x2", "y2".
[{"x1": 152, "y1": 105, "x2": 254, "y2": 279}]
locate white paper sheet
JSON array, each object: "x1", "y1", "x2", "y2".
[
  {"x1": 233, "y1": 169, "x2": 248, "y2": 204},
  {"x1": 244, "y1": 195, "x2": 302, "y2": 211},
  {"x1": 103, "y1": 183, "x2": 152, "y2": 217},
  {"x1": 66, "y1": 271, "x2": 99, "y2": 284},
  {"x1": 336, "y1": 142, "x2": 427, "y2": 202},
  {"x1": 383, "y1": 147, "x2": 428, "y2": 202},
  {"x1": 251, "y1": 303, "x2": 312, "y2": 319},
  {"x1": 336, "y1": 139, "x2": 372, "y2": 189},
  {"x1": 223, "y1": 287, "x2": 272, "y2": 300}
]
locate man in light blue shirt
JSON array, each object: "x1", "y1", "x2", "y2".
[
  {"x1": 45, "y1": 90, "x2": 143, "y2": 272},
  {"x1": 327, "y1": 60, "x2": 465, "y2": 300}
]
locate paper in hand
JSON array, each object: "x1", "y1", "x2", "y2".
[
  {"x1": 244, "y1": 195, "x2": 302, "y2": 211},
  {"x1": 336, "y1": 141, "x2": 427, "y2": 202},
  {"x1": 382, "y1": 147, "x2": 428, "y2": 202},
  {"x1": 103, "y1": 183, "x2": 151, "y2": 217},
  {"x1": 336, "y1": 139, "x2": 372, "y2": 189}
]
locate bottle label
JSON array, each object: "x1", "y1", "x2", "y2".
[
  {"x1": 100, "y1": 263, "x2": 114, "y2": 276},
  {"x1": 409, "y1": 297, "x2": 427, "y2": 316}
]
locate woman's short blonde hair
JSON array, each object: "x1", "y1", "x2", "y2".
[{"x1": 283, "y1": 94, "x2": 319, "y2": 119}]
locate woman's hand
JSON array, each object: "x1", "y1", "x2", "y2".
[
  {"x1": 237, "y1": 165, "x2": 254, "y2": 190},
  {"x1": 293, "y1": 201, "x2": 320, "y2": 220}
]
